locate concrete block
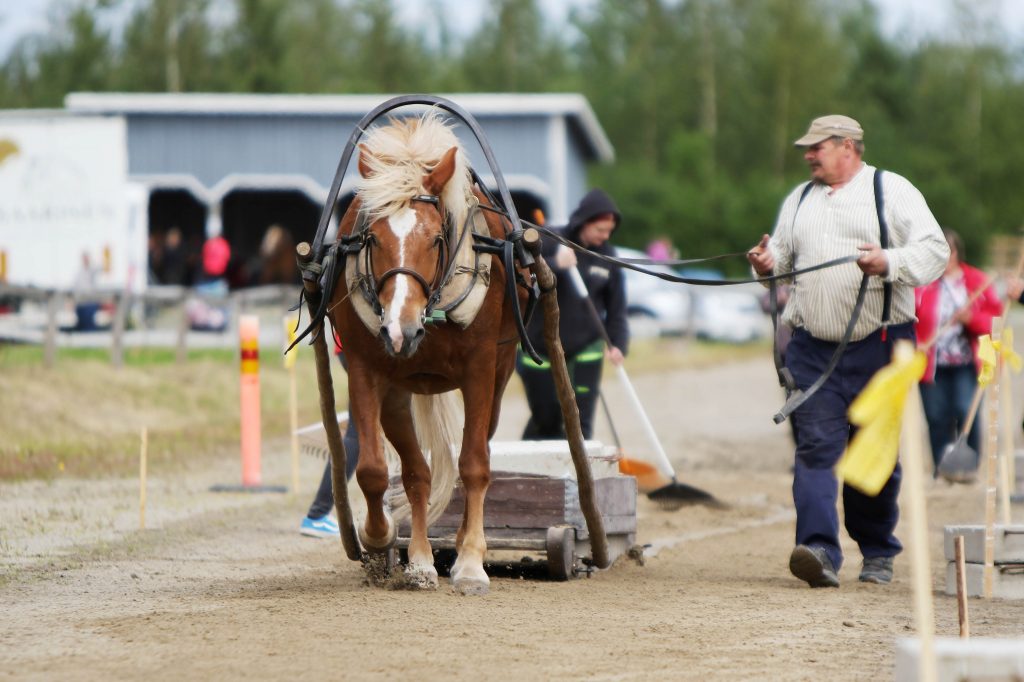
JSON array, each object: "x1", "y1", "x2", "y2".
[
  {"x1": 488, "y1": 440, "x2": 621, "y2": 479},
  {"x1": 943, "y1": 524, "x2": 1024, "y2": 563},
  {"x1": 944, "y1": 561, "x2": 1024, "y2": 599},
  {"x1": 895, "y1": 637, "x2": 1024, "y2": 682}
]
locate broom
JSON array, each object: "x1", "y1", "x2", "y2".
[{"x1": 560, "y1": 241, "x2": 722, "y2": 509}]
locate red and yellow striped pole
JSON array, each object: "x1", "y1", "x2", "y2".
[{"x1": 239, "y1": 314, "x2": 262, "y2": 487}]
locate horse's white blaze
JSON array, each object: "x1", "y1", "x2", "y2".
[{"x1": 384, "y1": 207, "x2": 419, "y2": 353}]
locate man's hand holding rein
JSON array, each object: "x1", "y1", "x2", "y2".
[{"x1": 747, "y1": 233, "x2": 775, "y2": 277}]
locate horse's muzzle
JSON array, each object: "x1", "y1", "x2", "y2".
[{"x1": 379, "y1": 321, "x2": 425, "y2": 358}]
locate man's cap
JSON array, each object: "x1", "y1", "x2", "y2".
[{"x1": 793, "y1": 115, "x2": 864, "y2": 146}]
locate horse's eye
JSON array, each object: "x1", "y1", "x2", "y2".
[{"x1": 432, "y1": 235, "x2": 444, "y2": 249}]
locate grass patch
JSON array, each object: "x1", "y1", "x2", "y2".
[
  {"x1": 0, "y1": 344, "x2": 237, "y2": 367},
  {"x1": 1, "y1": 336, "x2": 768, "y2": 482},
  {"x1": 0, "y1": 347, "x2": 338, "y2": 481}
]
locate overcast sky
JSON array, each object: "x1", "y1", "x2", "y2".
[{"x1": 0, "y1": 0, "x2": 1021, "y2": 62}]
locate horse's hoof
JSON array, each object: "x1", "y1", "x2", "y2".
[
  {"x1": 361, "y1": 548, "x2": 397, "y2": 587},
  {"x1": 403, "y1": 563, "x2": 439, "y2": 590},
  {"x1": 358, "y1": 511, "x2": 397, "y2": 552},
  {"x1": 450, "y1": 560, "x2": 490, "y2": 595},
  {"x1": 451, "y1": 575, "x2": 490, "y2": 596}
]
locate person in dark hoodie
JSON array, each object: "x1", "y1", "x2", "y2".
[{"x1": 517, "y1": 189, "x2": 629, "y2": 440}]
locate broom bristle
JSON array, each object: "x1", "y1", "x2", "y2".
[{"x1": 618, "y1": 457, "x2": 672, "y2": 493}]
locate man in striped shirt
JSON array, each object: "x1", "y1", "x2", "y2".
[{"x1": 748, "y1": 114, "x2": 948, "y2": 588}]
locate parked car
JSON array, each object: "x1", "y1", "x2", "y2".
[
  {"x1": 692, "y1": 288, "x2": 770, "y2": 343},
  {"x1": 617, "y1": 247, "x2": 691, "y2": 337}
]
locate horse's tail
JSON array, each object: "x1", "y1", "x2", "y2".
[{"x1": 387, "y1": 391, "x2": 462, "y2": 528}]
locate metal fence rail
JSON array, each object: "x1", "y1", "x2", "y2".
[{"x1": 0, "y1": 283, "x2": 300, "y2": 367}]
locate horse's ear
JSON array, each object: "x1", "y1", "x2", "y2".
[
  {"x1": 423, "y1": 147, "x2": 458, "y2": 196},
  {"x1": 358, "y1": 144, "x2": 375, "y2": 178}
]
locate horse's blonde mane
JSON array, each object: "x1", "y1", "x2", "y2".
[{"x1": 357, "y1": 111, "x2": 472, "y2": 237}]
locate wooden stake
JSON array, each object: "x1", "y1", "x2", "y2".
[
  {"x1": 289, "y1": 363, "x2": 300, "y2": 497},
  {"x1": 139, "y1": 427, "x2": 148, "y2": 530},
  {"x1": 983, "y1": 318, "x2": 1003, "y2": 599},
  {"x1": 954, "y1": 535, "x2": 970, "y2": 639},
  {"x1": 285, "y1": 314, "x2": 300, "y2": 497},
  {"x1": 898, "y1": 340, "x2": 936, "y2": 682},
  {"x1": 999, "y1": 339, "x2": 1014, "y2": 526}
]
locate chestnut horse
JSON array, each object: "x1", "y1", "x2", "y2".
[{"x1": 327, "y1": 113, "x2": 526, "y2": 595}]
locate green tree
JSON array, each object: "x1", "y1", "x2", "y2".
[
  {"x1": 1, "y1": 2, "x2": 114, "y2": 107},
  {"x1": 457, "y1": 0, "x2": 573, "y2": 92},
  {"x1": 116, "y1": 0, "x2": 217, "y2": 92}
]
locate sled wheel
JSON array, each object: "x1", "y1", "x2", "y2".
[{"x1": 546, "y1": 526, "x2": 576, "y2": 581}]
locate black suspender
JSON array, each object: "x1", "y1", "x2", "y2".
[{"x1": 873, "y1": 169, "x2": 893, "y2": 336}]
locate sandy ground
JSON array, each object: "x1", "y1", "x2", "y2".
[{"x1": 2, "y1": 353, "x2": 1023, "y2": 681}]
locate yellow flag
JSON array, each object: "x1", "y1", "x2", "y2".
[
  {"x1": 836, "y1": 346, "x2": 926, "y2": 496},
  {"x1": 997, "y1": 328, "x2": 1022, "y2": 373},
  {"x1": 283, "y1": 316, "x2": 298, "y2": 370},
  {"x1": 977, "y1": 329, "x2": 1022, "y2": 387},
  {"x1": 978, "y1": 334, "x2": 997, "y2": 387}
]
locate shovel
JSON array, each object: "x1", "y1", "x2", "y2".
[{"x1": 936, "y1": 384, "x2": 983, "y2": 483}]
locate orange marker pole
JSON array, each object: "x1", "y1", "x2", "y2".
[{"x1": 239, "y1": 314, "x2": 262, "y2": 487}]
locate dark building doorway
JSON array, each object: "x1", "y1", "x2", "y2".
[
  {"x1": 148, "y1": 188, "x2": 207, "y2": 286},
  {"x1": 220, "y1": 189, "x2": 321, "y2": 287}
]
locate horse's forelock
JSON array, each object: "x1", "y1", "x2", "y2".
[{"x1": 357, "y1": 111, "x2": 471, "y2": 236}]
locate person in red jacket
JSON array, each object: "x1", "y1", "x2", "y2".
[{"x1": 914, "y1": 229, "x2": 1001, "y2": 476}]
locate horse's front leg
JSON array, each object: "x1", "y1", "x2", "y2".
[
  {"x1": 379, "y1": 388, "x2": 437, "y2": 589},
  {"x1": 348, "y1": 366, "x2": 395, "y2": 556},
  {"x1": 450, "y1": 376, "x2": 495, "y2": 595}
]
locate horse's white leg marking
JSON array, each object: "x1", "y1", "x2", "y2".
[{"x1": 384, "y1": 207, "x2": 417, "y2": 353}]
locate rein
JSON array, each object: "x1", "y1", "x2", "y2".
[
  {"x1": 476, "y1": 204, "x2": 888, "y2": 426},
  {"x1": 478, "y1": 207, "x2": 863, "y2": 288}
]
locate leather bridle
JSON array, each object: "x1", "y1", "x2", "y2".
[{"x1": 366, "y1": 191, "x2": 450, "y2": 319}]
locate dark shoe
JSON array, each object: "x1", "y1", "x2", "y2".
[
  {"x1": 789, "y1": 545, "x2": 839, "y2": 588},
  {"x1": 859, "y1": 556, "x2": 893, "y2": 584}
]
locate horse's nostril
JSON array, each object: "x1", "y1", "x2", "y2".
[{"x1": 414, "y1": 327, "x2": 425, "y2": 339}]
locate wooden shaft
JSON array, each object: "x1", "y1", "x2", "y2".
[
  {"x1": 524, "y1": 229, "x2": 610, "y2": 569},
  {"x1": 954, "y1": 535, "x2": 969, "y2": 639},
  {"x1": 958, "y1": 383, "x2": 985, "y2": 438},
  {"x1": 297, "y1": 242, "x2": 361, "y2": 561}
]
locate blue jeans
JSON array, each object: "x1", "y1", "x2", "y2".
[
  {"x1": 785, "y1": 323, "x2": 914, "y2": 571},
  {"x1": 919, "y1": 364, "x2": 981, "y2": 472}
]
